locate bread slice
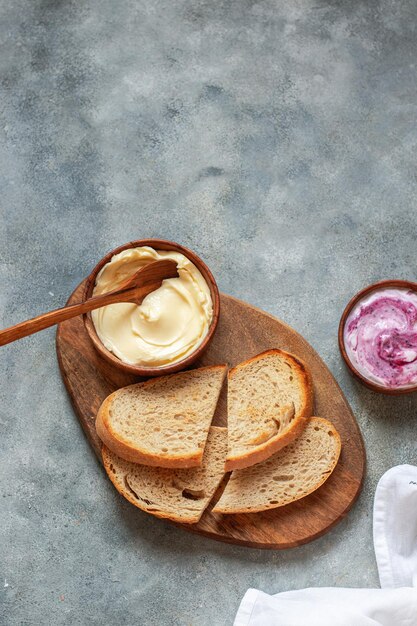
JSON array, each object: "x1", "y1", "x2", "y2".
[
  {"x1": 225, "y1": 349, "x2": 313, "y2": 471},
  {"x1": 102, "y1": 426, "x2": 227, "y2": 523},
  {"x1": 213, "y1": 417, "x2": 341, "y2": 514},
  {"x1": 96, "y1": 365, "x2": 227, "y2": 468}
]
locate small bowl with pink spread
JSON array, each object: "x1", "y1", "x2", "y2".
[{"x1": 339, "y1": 280, "x2": 417, "y2": 394}]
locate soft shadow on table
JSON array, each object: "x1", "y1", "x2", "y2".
[
  {"x1": 357, "y1": 383, "x2": 417, "y2": 424},
  {"x1": 354, "y1": 382, "x2": 417, "y2": 426}
]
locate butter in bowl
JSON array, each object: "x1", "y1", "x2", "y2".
[{"x1": 83, "y1": 239, "x2": 220, "y2": 376}]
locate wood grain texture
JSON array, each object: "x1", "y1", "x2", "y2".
[{"x1": 56, "y1": 280, "x2": 366, "y2": 549}]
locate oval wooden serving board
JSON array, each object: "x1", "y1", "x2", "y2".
[{"x1": 56, "y1": 281, "x2": 365, "y2": 549}]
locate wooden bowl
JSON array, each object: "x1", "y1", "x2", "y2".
[
  {"x1": 338, "y1": 279, "x2": 417, "y2": 395},
  {"x1": 83, "y1": 239, "x2": 220, "y2": 377}
]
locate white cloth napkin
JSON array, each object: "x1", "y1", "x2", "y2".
[
  {"x1": 373, "y1": 465, "x2": 417, "y2": 590},
  {"x1": 234, "y1": 465, "x2": 417, "y2": 626},
  {"x1": 234, "y1": 587, "x2": 417, "y2": 625}
]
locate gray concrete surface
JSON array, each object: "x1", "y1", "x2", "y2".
[{"x1": 1, "y1": 0, "x2": 417, "y2": 624}]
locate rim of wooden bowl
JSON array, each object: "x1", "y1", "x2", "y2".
[
  {"x1": 83, "y1": 239, "x2": 220, "y2": 377},
  {"x1": 338, "y1": 279, "x2": 417, "y2": 395}
]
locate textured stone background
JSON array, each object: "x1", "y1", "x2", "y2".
[{"x1": 1, "y1": 0, "x2": 417, "y2": 624}]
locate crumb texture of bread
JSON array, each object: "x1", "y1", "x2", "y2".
[
  {"x1": 102, "y1": 426, "x2": 227, "y2": 523},
  {"x1": 214, "y1": 417, "x2": 341, "y2": 514},
  {"x1": 225, "y1": 350, "x2": 313, "y2": 470},
  {"x1": 97, "y1": 365, "x2": 226, "y2": 467}
]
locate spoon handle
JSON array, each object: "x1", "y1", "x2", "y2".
[{"x1": 0, "y1": 282, "x2": 158, "y2": 347}]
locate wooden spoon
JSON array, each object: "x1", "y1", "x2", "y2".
[{"x1": 0, "y1": 259, "x2": 179, "y2": 347}]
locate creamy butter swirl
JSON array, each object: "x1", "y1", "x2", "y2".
[
  {"x1": 92, "y1": 247, "x2": 213, "y2": 366},
  {"x1": 344, "y1": 288, "x2": 417, "y2": 388}
]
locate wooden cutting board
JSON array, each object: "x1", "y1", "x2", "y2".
[{"x1": 56, "y1": 281, "x2": 365, "y2": 549}]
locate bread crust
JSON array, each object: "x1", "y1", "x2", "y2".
[
  {"x1": 102, "y1": 426, "x2": 227, "y2": 523},
  {"x1": 96, "y1": 365, "x2": 227, "y2": 468},
  {"x1": 215, "y1": 417, "x2": 341, "y2": 514},
  {"x1": 102, "y1": 445, "x2": 202, "y2": 522},
  {"x1": 225, "y1": 349, "x2": 313, "y2": 471}
]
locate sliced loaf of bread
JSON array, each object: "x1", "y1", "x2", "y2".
[
  {"x1": 225, "y1": 350, "x2": 313, "y2": 471},
  {"x1": 96, "y1": 365, "x2": 227, "y2": 468},
  {"x1": 213, "y1": 417, "x2": 341, "y2": 514},
  {"x1": 102, "y1": 426, "x2": 227, "y2": 523}
]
